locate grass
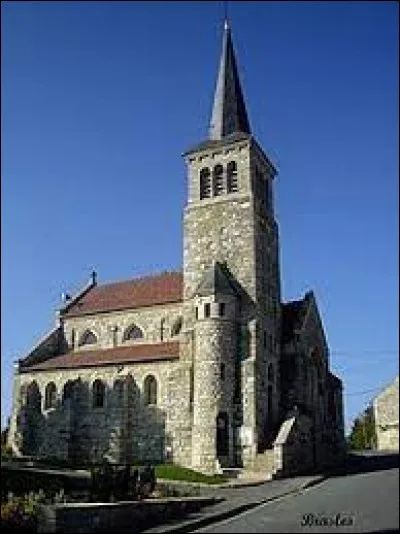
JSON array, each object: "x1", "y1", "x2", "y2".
[{"x1": 154, "y1": 464, "x2": 227, "y2": 485}]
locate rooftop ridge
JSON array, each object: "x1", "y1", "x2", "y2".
[{"x1": 96, "y1": 269, "x2": 183, "y2": 288}]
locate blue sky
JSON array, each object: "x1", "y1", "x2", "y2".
[{"x1": 1, "y1": 1, "x2": 398, "y2": 434}]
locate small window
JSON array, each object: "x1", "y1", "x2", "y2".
[
  {"x1": 200, "y1": 168, "x2": 211, "y2": 199},
  {"x1": 195, "y1": 307, "x2": 199, "y2": 320},
  {"x1": 213, "y1": 164, "x2": 224, "y2": 196},
  {"x1": 171, "y1": 317, "x2": 183, "y2": 337},
  {"x1": 219, "y1": 303, "x2": 226, "y2": 317},
  {"x1": 71, "y1": 329, "x2": 76, "y2": 349},
  {"x1": 220, "y1": 362, "x2": 226, "y2": 380},
  {"x1": 93, "y1": 379, "x2": 105, "y2": 408},
  {"x1": 144, "y1": 375, "x2": 157, "y2": 406},
  {"x1": 44, "y1": 382, "x2": 57, "y2": 409},
  {"x1": 78, "y1": 330, "x2": 97, "y2": 347},
  {"x1": 227, "y1": 161, "x2": 238, "y2": 193},
  {"x1": 123, "y1": 324, "x2": 144, "y2": 341},
  {"x1": 263, "y1": 331, "x2": 267, "y2": 348},
  {"x1": 204, "y1": 303, "x2": 211, "y2": 318},
  {"x1": 160, "y1": 318, "x2": 166, "y2": 341}
]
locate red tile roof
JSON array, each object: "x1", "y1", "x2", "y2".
[
  {"x1": 63, "y1": 271, "x2": 183, "y2": 317},
  {"x1": 20, "y1": 342, "x2": 180, "y2": 372}
]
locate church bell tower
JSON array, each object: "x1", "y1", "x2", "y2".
[{"x1": 183, "y1": 20, "x2": 282, "y2": 471}]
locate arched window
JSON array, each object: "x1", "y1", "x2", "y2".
[
  {"x1": 78, "y1": 329, "x2": 98, "y2": 347},
  {"x1": 123, "y1": 324, "x2": 144, "y2": 341},
  {"x1": 171, "y1": 317, "x2": 183, "y2": 337},
  {"x1": 227, "y1": 161, "x2": 238, "y2": 193},
  {"x1": 44, "y1": 382, "x2": 57, "y2": 409},
  {"x1": 26, "y1": 381, "x2": 41, "y2": 411},
  {"x1": 93, "y1": 379, "x2": 105, "y2": 408},
  {"x1": 144, "y1": 375, "x2": 157, "y2": 406},
  {"x1": 200, "y1": 167, "x2": 211, "y2": 199},
  {"x1": 213, "y1": 164, "x2": 224, "y2": 196}
]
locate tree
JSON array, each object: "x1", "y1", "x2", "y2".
[{"x1": 348, "y1": 406, "x2": 377, "y2": 450}]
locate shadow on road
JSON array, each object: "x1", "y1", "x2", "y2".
[{"x1": 324, "y1": 452, "x2": 399, "y2": 478}]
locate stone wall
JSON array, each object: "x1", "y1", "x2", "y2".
[
  {"x1": 37, "y1": 497, "x2": 217, "y2": 533},
  {"x1": 63, "y1": 302, "x2": 184, "y2": 351},
  {"x1": 9, "y1": 357, "x2": 192, "y2": 466},
  {"x1": 279, "y1": 294, "x2": 345, "y2": 469},
  {"x1": 373, "y1": 376, "x2": 399, "y2": 451}
]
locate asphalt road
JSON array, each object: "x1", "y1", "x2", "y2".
[{"x1": 195, "y1": 454, "x2": 399, "y2": 533}]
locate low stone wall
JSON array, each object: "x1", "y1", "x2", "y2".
[
  {"x1": 2, "y1": 463, "x2": 90, "y2": 499},
  {"x1": 37, "y1": 497, "x2": 219, "y2": 533}
]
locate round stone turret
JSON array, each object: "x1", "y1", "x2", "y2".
[{"x1": 191, "y1": 263, "x2": 238, "y2": 473}]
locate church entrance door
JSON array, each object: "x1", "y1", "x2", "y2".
[{"x1": 216, "y1": 412, "x2": 229, "y2": 466}]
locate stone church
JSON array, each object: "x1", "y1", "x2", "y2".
[{"x1": 8, "y1": 21, "x2": 345, "y2": 476}]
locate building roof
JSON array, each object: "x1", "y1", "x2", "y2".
[
  {"x1": 183, "y1": 132, "x2": 252, "y2": 156},
  {"x1": 61, "y1": 271, "x2": 183, "y2": 317},
  {"x1": 195, "y1": 261, "x2": 238, "y2": 297},
  {"x1": 327, "y1": 372, "x2": 343, "y2": 389},
  {"x1": 19, "y1": 342, "x2": 180, "y2": 372},
  {"x1": 208, "y1": 20, "x2": 251, "y2": 141}
]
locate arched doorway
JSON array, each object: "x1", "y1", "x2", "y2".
[{"x1": 216, "y1": 412, "x2": 229, "y2": 465}]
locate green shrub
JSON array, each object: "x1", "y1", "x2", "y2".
[
  {"x1": 1, "y1": 490, "x2": 47, "y2": 531},
  {"x1": 154, "y1": 483, "x2": 200, "y2": 498},
  {"x1": 154, "y1": 465, "x2": 227, "y2": 485}
]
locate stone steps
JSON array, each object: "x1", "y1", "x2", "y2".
[{"x1": 221, "y1": 468, "x2": 243, "y2": 479}]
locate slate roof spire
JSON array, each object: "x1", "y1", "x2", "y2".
[{"x1": 208, "y1": 18, "x2": 251, "y2": 140}]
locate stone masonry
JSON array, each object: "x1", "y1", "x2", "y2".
[{"x1": 373, "y1": 376, "x2": 399, "y2": 451}]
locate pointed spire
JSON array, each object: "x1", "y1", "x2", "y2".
[{"x1": 209, "y1": 20, "x2": 251, "y2": 140}]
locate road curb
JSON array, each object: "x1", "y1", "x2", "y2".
[{"x1": 151, "y1": 475, "x2": 327, "y2": 533}]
